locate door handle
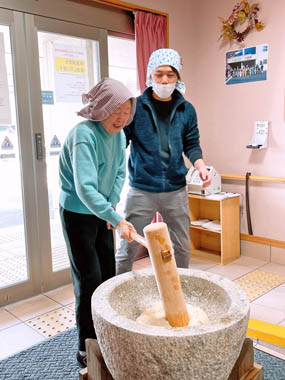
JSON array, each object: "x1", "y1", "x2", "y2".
[{"x1": 35, "y1": 133, "x2": 44, "y2": 160}]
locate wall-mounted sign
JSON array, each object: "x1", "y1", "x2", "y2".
[
  {"x1": 246, "y1": 121, "x2": 268, "y2": 149},
  {"x1": 42, "y1": 90, "x2": 54, "y2": 105},
  {"x1": 225, "y1": 44, "x2": 268, "y2": 85},
  {"x1": 53, "y1": 44, "x2": 89, "y2": 103}
]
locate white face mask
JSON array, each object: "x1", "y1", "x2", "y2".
[{"x1": 152, "y1": 82, "x2": 176, "y2": 99}]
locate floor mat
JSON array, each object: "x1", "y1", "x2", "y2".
[
  {"x1": 235, "y1": 269, "x2": 285, "y2": 302},
  {"x1": 0, "y1": 328, "x2": 284, "y2": 380},
  {"x1": 254, "y1": 348, "x2": 285, "y2": 380}
]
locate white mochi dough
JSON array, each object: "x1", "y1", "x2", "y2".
[{"x1": 136, "y1": 302, "x2": 209, "y2": 327}]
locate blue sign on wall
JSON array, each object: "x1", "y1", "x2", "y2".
[
  {"x1": 42, "y1": 91, "x2": 54, "y2": 105},
  {"x1": 244, "y1": 47, "x2": 256, "y2": 55}
]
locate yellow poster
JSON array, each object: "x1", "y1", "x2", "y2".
[
  {"x1": 53, "y1": 44, "x2": 89, "y2": 103},
  {"x1": 55, "y1": 57, "x2": 86, "y2": 74}
]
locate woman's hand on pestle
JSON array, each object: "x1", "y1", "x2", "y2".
[
  {"x1": 116, "y1": 219, "x2": 136, "y2": 242},
  {"x1": 106, "y1": 222, "x2": 115, "y2": 230}
]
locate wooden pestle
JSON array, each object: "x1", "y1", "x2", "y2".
[
  {"x1": 130, "y1": 222, "x2": 190, "y2": 327},
  {"x1": 129, "y1": 231, "x2": 148, "y2": 249}
]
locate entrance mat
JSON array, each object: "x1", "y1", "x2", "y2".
[
  {"x1": 254, "y1": 348, "x2": 285, "y2": 380},
  {"x1": 0, "y1": 327, "x2": 284, "y2": 380},
  {"x1": 235, "y1": 269, "x2": 285, "y2": 302}
]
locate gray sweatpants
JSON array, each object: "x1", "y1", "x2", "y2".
[{"x1": 116, "y1": 186, "x2": 191, "y2": 274}]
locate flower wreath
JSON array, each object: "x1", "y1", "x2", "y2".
[{"x1": 219, "y1": 1, "x2": 264, "y2": 43}]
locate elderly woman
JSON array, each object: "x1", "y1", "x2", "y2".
[
  {"x1": 59, "y1": 77, "x2": 136, "y2": 366},
  {"x1": 116, "y1": 48, "x2": 211, "y2": 275}
]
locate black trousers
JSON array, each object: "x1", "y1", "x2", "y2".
[{"x1": 60, "y1": 207, "x2": 115, "y2": 351}]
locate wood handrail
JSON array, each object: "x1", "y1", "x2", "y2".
[
  {"x1": 221, "y1": 174, "x2": 285, "y2": 183},
  {"x1": 241, "y1": 233, "x2": 285, "y2": 248}
]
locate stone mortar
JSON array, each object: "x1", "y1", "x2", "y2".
[{"x1": 92, "y1": 268, "x2": 249, "y2": 380}]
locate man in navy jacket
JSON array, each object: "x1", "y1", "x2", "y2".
[{"x1": 116, "y1": 48, "x2": 211, "y2": 274}]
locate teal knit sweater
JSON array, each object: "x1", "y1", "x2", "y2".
[{"x1": 59, "y1": 120, "x2": 125, "y2": 227}]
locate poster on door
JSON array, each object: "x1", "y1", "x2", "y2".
[
  {"x1": 225, "y1": 44, "x2": 268, "y2": 85},
  {"x1": 0, "y1": 33, "x2": 12, "y2": 125},
  {"x1": 53, "y1": 44, "x2": 89, "y2": 103}
]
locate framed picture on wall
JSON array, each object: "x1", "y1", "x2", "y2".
[{"x1": 225, "y1": 44, "x2": 268, "y2": 85}]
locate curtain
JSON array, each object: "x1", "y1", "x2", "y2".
[
  {"x1": 135, "y1": 11, "x2": 167, "y2": 92},
  {"x1": 134, "y1": 11, "x2": 166, "y2": 227}
]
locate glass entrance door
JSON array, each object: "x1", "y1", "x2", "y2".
[
  {"x1": 26, "y1": 15, "x2": 108, "y2": 291},
  {"x1": 0, "y1": 10, "x2": 44, "y2": 306},
  {"x1": 0, "y1": 22, "x2": 28, "y2": 292},
  {"x1": 0, "y1": 9, "x2": 108, "y2": 305}
]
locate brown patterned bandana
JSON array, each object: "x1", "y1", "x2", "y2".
[{"x1": 77, "y1": 77, "x2": 136, "y2": 125}]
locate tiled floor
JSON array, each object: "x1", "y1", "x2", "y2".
[{"x1": 0, "y1": 254, "x2": 285, "y2": 362}]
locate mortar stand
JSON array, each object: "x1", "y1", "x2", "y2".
[{"x1": 79, "y1": 337, "x2": 264, "y2": 380}]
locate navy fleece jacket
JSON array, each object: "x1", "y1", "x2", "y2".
[{"x1": 124, "y1": 87, "x2": 203, "y2": 192}]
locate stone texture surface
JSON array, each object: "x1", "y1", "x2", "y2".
[{"x1": 92, "y1": 268, "x2": 249, "y2": 380}]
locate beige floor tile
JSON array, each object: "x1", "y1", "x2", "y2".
[
  {"x1": 261, "y1": 262, "x2": 285, "y2": 277},
  {"x1": 189, "y1": 258, "x2": 218, "y2": 271},
  {"x1": 252, "y1": 289, "x2": 285, "y2": 311},
  {"x1": 133, "y1": 261, "x2": 144, "y2": 270},
  {"x1": 44, "y1": 283, "x2": 75, "y2": 306},
  {"x1": 135, "y1": 257, "x2": 151, "y2": 268},
  {"x1": 231, "y1": 255, "x2": 267, "y2": 269},
  {"x1": 249, "y1": 304, "x2": 285, "y2": 325},
  {"x1": 26, "y1": 306, "x2": 76, "y2": 338},
  {"x1": 255, "y1": 342, "x2": 285, "y2": 360},
  {"x1": 273, "y1": 283, "x2": 285, "y2": 294},
  {"x1": 207, "y1": 264, "x2": 254, "y2": 280},
  {"x1": 0, "y1": 309, "x2": 21, "y2": 331},
  {"x1": 0, "y1": 323, "x2": 45, "y2": 360},
  {"x1": 6, "y1": 294, "x2": 61, "y2": 321}
]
